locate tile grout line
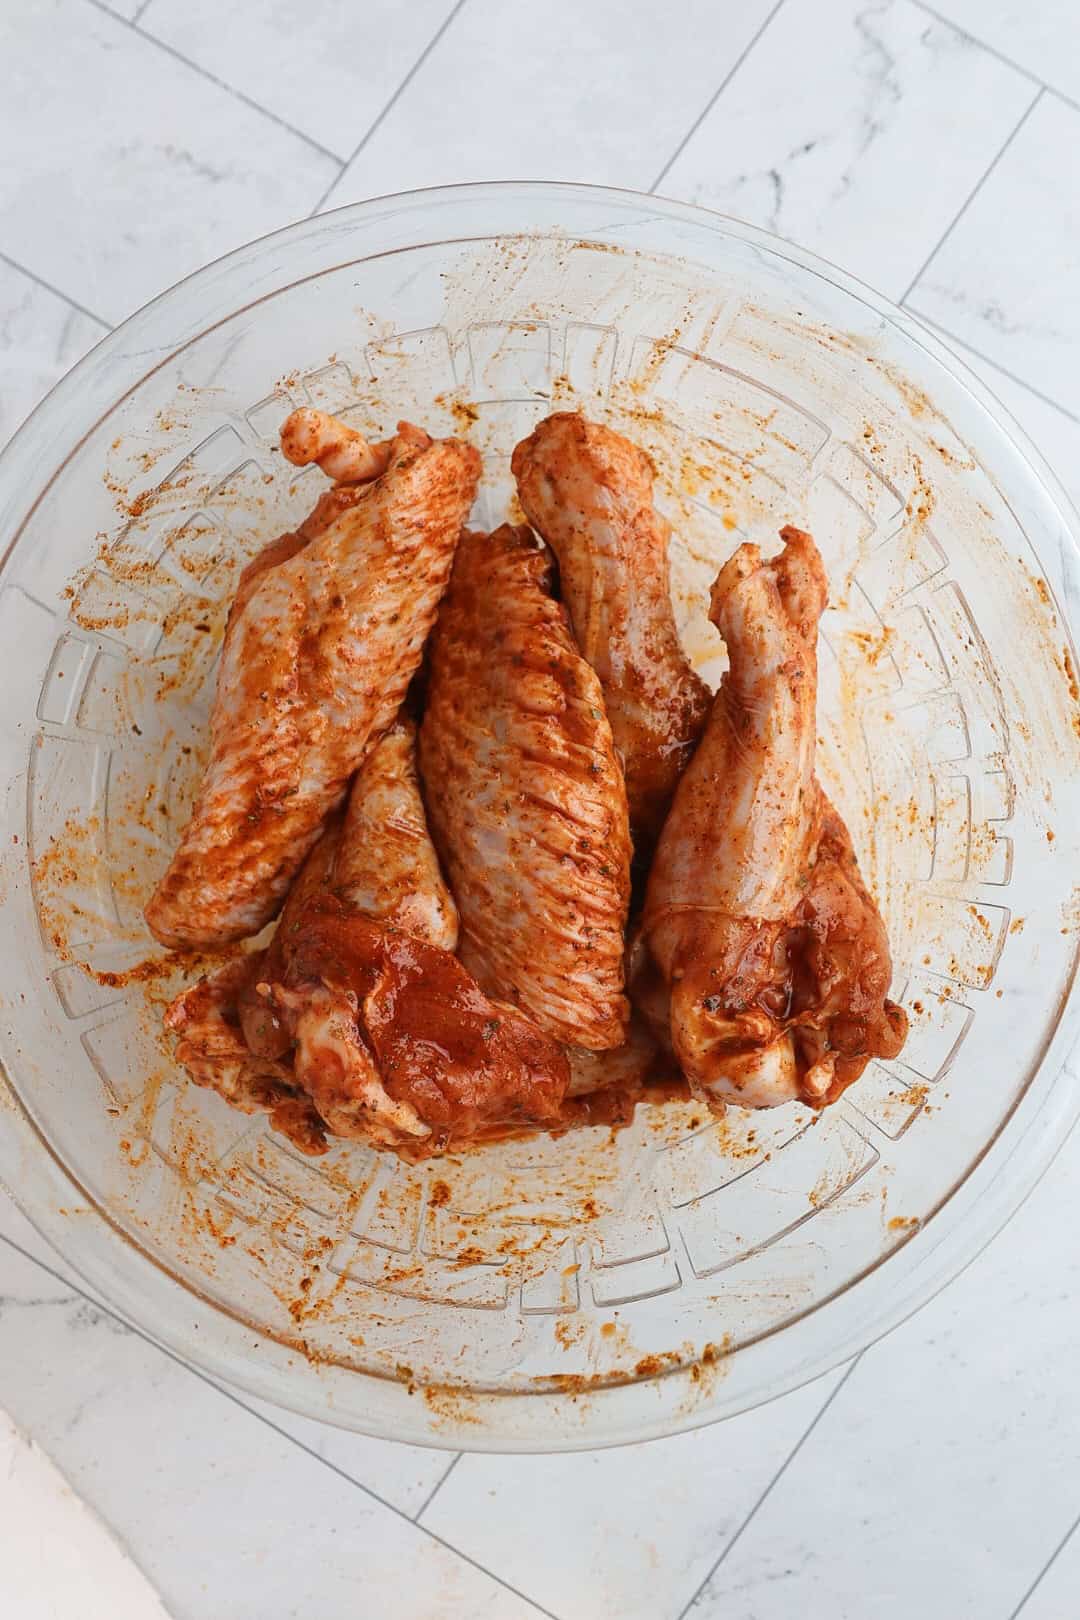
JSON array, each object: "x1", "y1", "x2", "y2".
[
  {"x1": 81, "y1": 0, "x2": 347, "y2": 167},
  {"x1": 0, "y1": 247, "x2": 111, "y2": 331},
  {"x1": 898, "y1": 85, "x2": 1044, "y2": 306},
  {"x1": 899, "y1": 303, "x2": 1080, "y2": 426},
  {"x1": 196, "y1": 1369, "x2": 558, "y2": 1620},
  {"x1": 1008, "y1": 1510, "x2": 1080, "y2": 1620},
  {"x1": 909, "y1": 0, "x2": 1080, "y2": 119},
  {"x1": 413, "y1": 1451, "x2": 463, "y2": 1521},
  {"x1": 0, "y1": 1226, "x2": 556, "y2": 1618},
  {"x1": 310, "y1": 0, "x2": 471, "y2": 215},
  {"x1": 0, "y1": 1237, "x2": 407, "y2": 1535},
  {"x1": 648, "y1": 0, "x2": 789, "y2": 195},
  {"x1": 674, "y1": 1357, "x2": 863, "y2": 1619},
  {"x1": 197, "y1": 1377, "x2": 561, "y2": 1620}
]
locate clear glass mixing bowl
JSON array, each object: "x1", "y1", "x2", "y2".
[{"x1": 2, "y1": 183, "x2": 1079, "y2": 1451}]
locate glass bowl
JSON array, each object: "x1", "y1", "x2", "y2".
[{"x1": 2, "y1": 182, "x2": 1079, "y2": 1452}]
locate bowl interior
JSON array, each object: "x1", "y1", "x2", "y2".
[{"x1": 2, "y1": 187, "x2": 1079, "y2": 1448}]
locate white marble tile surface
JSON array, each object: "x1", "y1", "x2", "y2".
[
  {"x1": 229, "y1": 1388, "x2": 457, "y2": 1519},
  {"x1": 660, "y1": 0, "x2": 1035, "y2": 300},
  {"x1": 925, "y1": 0, "x2": 1080, "y2": 104},
  {"x1": 0, "y1": 1410, "x2": 170, "y2": 1620},
  {"x1": 0, "y1": 1218, "x2": 546, "y2": 1620},
  {"x1": 0, "y1": 0, "x2": 336, "y2": 324},
  {"x1": 0, "y1": 257, "x2": 109, "y2": 445},
  {"x1": 685, "y1": 1107, "x2": 1080, "y2": 1619},
  {"x1": 0, "y1": 1192, "x2": 839, "y2": 1620},
  {"x1": 139, "y1": 0, "x2": 456, "y2": 160},
  {"x1": 0, "y1": 1193, "x2": 455, "y2": 1521},
  {"x1": 908, "y1": 90, "x2": 1080, "y2": 415},
  {"x1": 1017, "y1": 1515, "x2": 1080, "y2": 1620},
  {"x1": 421, "y1": 1370, "x2": 846, "y2": 1620},
  {"x1": 321, "y1": 0, "x2": 780, "y2": 204}
]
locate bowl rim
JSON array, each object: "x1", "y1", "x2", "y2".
[{"x1": 2, "y1": 178, "x2": 1080, "y2": 1452}]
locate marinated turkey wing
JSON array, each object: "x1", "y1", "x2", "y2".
[
  {"x1": 248, "y1": 898, "x2": 569, "y2": 1158},
  {"x1": 333, "y1": 716, "x2": 459, "y2": 952},
  {"x1": 164, "y1": 954, "x2": 329, "y2": 1156},
  {"x1": 419, "y1": 523, "x2": 632, "y2": 1051},
  {"x1": 235, "y1": 709, "x2": 458, "y2": 1061},
  {"x1": 168, "y1": 708, "x2": 567, "y2": 1159},
  {"x1": 145, "y1": 418, "x2": 480, "y2": 950},
  {"x1": 642, "y1": 526, "x2": 907, "y2": 1109},
  {"x1": 512, "y1": 412, "x2": 710, "y2": 843}
]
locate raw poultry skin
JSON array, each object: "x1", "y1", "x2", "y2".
[
  {"x1": 164, "y1": 954, "x2": 330, "y2": 1155},
  {"x1": 168, "y1": 712, "x2": 568, "y2": 1159},
  {"x1": 643, "y1": 526, "x2": 907, "y2": 1109},
  {"x1": 512, "y1": 413, "x2": 710, "y2": 844},
  {"x1": 279, "y1": 405, "x2": 392, "y2": 484},
  {"x1": 145, "y1": 419, "x2": 480, "y2": 951},
  {"x1": 419, "y1": 524, "x2": 632, "y2": 1051},
  {"x1": 237, "y1": 713, "x2": 458, "y2": 1060},
  {"x1": 248, "y1": 899, "x2": 569, "y2": 1157},
  {"x1": 333, "y1": 716, "x2": 459, "y2": 952}
]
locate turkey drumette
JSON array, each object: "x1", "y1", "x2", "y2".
[
  {"x1": 419, "y1": 524, "x2": 632, "y2": 1052},
  {"x1": 642, "y1": 526, "x2": 907, "y2": 1109},
  {"x1": 146, "y1": 413, "x2": 480, "y2": 950},
  {"x1": 512, "y1": 412, "x2": 710, "y2": 844}
]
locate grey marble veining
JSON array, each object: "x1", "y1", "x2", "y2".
[{"x1": 661, "y1": 0, "x2": 1036, "y2": 299}]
